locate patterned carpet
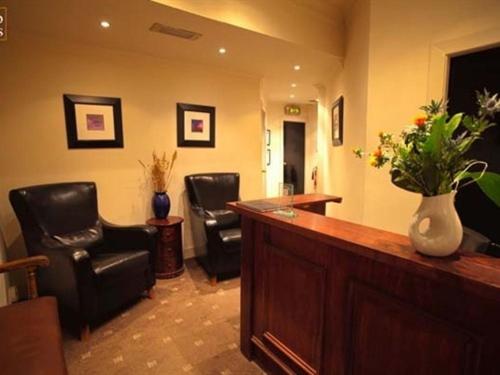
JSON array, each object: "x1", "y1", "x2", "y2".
[{"x1": 63, "y1": 259, "x2": 264, "y2": 374}]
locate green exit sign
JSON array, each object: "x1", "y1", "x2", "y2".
[{"x1": 284, "y1": 104, "x2": 301, "y2": 116}]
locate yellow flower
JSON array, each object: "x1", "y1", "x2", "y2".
[{"x1": 369, "y1": 155, "x2": 378, "y2": 167}]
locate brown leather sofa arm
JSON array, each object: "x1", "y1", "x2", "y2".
[
  {"x1": 0, "y1": 255, "x2": 49, "y2": 274},
  {"x1": 0, "y1": 255, "x2": 49, "y2": 299}
]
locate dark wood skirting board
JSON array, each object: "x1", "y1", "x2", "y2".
[{"x1": 228, "y1": 195, "x2": 500, "y2": 375}]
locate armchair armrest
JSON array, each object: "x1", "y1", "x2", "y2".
[
  {"x1": 189, "y1": 203, "x2": 206, "y2": 219},
  {"x1": 204, "y1": 210, "x2": 240, "y2": 231},
  {"x1": 0, "y1": 255, "x2": 49, "y2": 274},
  {"x1": 34, "y1": 245, "x2": 95, "y2": 319},
  {"x1": 0, "y1": 255, "x2": 49, "y2": 299},
  {"x1": 101, "y1": 218, "x2": 157, "y2": 253}
]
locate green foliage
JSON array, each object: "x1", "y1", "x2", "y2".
[
  {"x1": 420, "y1": 99, "x2": 445, "y2": 116},
  {"x1": 353, "y1": 90, "x2": 500, "y2": 206}
]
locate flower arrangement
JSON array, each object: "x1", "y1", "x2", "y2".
[
  {"x1": 354, "y1": 90, "x2": 500, "y2": 205},
  {"x1": 139, "y1": 151, "x2": 177, "y2": 193}
]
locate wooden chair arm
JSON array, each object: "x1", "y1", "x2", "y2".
[
  {"x1": 0, "y1": 255, "x2": 49, "y2": 274},
  {"x1": 0, "y1": 256, "x2": 49, "y2": 299}
]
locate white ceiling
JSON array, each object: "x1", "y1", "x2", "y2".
[{"x1": 5, "y1": 0, "x2": 345, "y2": 103}]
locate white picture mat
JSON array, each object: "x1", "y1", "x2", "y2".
[
  {"x1": 75, "y1": 104, "x2": 115, "y2": 140},
  {"x1": 184, "y1": 111, "x2": 210, "y2": 141}
]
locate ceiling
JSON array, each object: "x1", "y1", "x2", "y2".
[
  {"x1": 5, "y1": 0, "x2": 346, "y2": 103},
  {"x1": 290, "y1": 0, "x2": 353, "y2": 16}
]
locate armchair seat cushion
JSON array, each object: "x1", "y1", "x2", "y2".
[
  {"x1": 92, "y1": 251, "x2": 150, "y2": 284},
  {"x1": 0, "y1": 296, "x2": 67, "y2": 375},
  {"x1": 219, "y1": 228, "x2": 241, "y2": 253}
]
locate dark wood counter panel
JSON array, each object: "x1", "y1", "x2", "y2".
[{"x1": 228, "y1": 196, "x2": 500, "y2": 375}]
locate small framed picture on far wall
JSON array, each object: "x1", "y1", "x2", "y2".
[
  {"x1": 63, "y1": 94, "x2": 124, "y2": 149},
  {"x1": 332, "y1": 96, "x2": 344, "y2": 146},
  {"x1": 177, "y1": 103, "x2": 216, "y2": 148}
]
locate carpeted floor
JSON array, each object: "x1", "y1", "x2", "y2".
[{"x1": 63, "y1": 259, "x2": 264, "y2": 374}]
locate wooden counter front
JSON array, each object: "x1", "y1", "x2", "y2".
[{"x1": 228, "y1": 197, "x2": 500, "y2": 375}]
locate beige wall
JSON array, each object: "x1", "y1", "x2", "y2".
[
  {"x1": 323, "y1": 0, "x2": 500, "y2": 234},
  {"x1": 324, "y1": 0, "x2": 370, "y2": 223},
  {"x1": 0, "y1": 33, "x2": 263, "y2": 277},
  {"x1": 265, "y1": 103, "x2": 318, "y2": 197},
  {"x1": 363, "y1": 0, "x2": 500, "y2": 234}
]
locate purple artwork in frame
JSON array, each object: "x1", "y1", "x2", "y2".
[
  {"x1": 86, "y1": 114, "x2": 105, "y2": 131},
  {"x1": 191, "y1": 119, "x2": 204, "y2": 133}
]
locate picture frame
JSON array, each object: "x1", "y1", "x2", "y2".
[
  {"x1": 332, "y1": 96, "x2": 344, "y2": 146},
  {"x1": 266, "y1": 129, "x2": 271, "y2": 146},
  {"x1": 177, "y1": 103, "x2": 216, "y2": 148},
  {"x1": 266, "y1": 149, "x2": 271, "y2": 166},
  {"x1": 63, "y1": 94, "x2": 123, "y2": 149}
]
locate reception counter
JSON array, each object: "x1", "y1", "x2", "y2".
[{"x1": 228, "y1": 194, "x2": 500, "y2": 375}]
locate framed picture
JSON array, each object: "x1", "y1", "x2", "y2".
[
  {"x1": 177, "y1": 103, "x2": 215, "y2": 147},
  {"x1": 266, "y1": 129, "x2": 271, "y2": 146},
  {"x1": 63, "y1": 94, "x2": 123, "y2": 149},
  {"x1": 332, "y1": 96, "x2": 344, "y2": 146},
  {"x1": 266, "y1": 149, "x2": 271, "y2": 166}
]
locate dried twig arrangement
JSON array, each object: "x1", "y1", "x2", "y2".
[{"x1": 139, "y1": 150, "x2": 177, "y2": 193}]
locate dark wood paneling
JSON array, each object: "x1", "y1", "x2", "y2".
[
  {"x1": 240, "y1": 216, "x2": 255, "y2": 358},
  {"x1": 230, "y1": 195, "x2": 500, "y2": 375},
  {"x1": 347, "y1": 282, "x2": 481, "y2": 375},
  {"x1": 264, "y1": 244, "x2": 326, "y2": 373}
]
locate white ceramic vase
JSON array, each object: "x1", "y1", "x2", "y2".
[{"x1": 408, "y1": 191, "x2": 463, "y2": 257}]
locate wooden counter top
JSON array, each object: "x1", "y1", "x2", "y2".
[
  {"x1": 230, "y1": 194, "x2": 500, "y2": 374},
  {"x1": 228, "y1": 198, "x2": 500, "y2": 302}
]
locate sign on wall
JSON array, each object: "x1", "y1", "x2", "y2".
[{"x1": 284, "y1": 104, "x2": 301, "y2": 116}]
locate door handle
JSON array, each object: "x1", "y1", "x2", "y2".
[{"x1": 283, "y1": 162, "x2": 287, "y2": 165}]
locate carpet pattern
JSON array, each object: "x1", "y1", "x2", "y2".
[{"x1": 63, "y1": 259, "x2": 264, "y2": 374}]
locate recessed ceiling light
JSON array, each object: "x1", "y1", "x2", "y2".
[
  {"x1": 293, "y1": 65, "x2": 301, "y2": 71},
  {"x1": 100, "y1": 20, "x2": 111, "y2": 29},
  {"x1": 291, "y1": 83, "x2": 297, "y2": 88},
  {"x1": 290, "y1": 94, "x2": 295, "y2": 99},
  {"x1": 218, "y1": 47, "x2": 226, "y2": 54}
]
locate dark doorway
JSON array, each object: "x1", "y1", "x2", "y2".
[
  {"x1": 283, "y1": 121, "x2": 305, "y2": 194},
  {"x1": 448, "y1": 46, "x2": 500, "y2": 245}
]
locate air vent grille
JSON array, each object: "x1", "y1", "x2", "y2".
[{"x1": 149, "y1": 22, "x2": 202, "y2": 41}]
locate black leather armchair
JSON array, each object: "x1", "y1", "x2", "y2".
[
  {"x1": 185, "y1": 173, "x2": 241, "y2": 284},
  {"x1": 9, "y1": 182, "x2": 157, "y2": 339}
]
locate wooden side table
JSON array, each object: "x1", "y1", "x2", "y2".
[{"x1": 146, "y1": 216, "x2": 184, "y2": 279}]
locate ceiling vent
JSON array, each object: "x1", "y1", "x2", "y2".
[{"x1": 149, "y1": 22, "x2": 202, "y2": 41}]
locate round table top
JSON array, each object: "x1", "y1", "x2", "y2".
[{"x1": 147, "y1": 216, "x2": 184, "y2": 227}]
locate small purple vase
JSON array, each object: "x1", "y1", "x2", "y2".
[{"x1": 152, "y1": 192, "x2": 170, "y2": 219}]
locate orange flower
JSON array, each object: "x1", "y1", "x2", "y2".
[
  {"x1": 414, "y1": 116, "x2": 426, "y2": 127},
  {"x1": 373, "y1": 148, "x2": 382, "y2": 158}
]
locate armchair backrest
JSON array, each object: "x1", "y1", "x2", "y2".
[
  {"x1": 9, "y1": 182, "x2": 103, "y2": 253},
  {"x1": 185, "y1": 173, "x2": 240, "y2": 211}
]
